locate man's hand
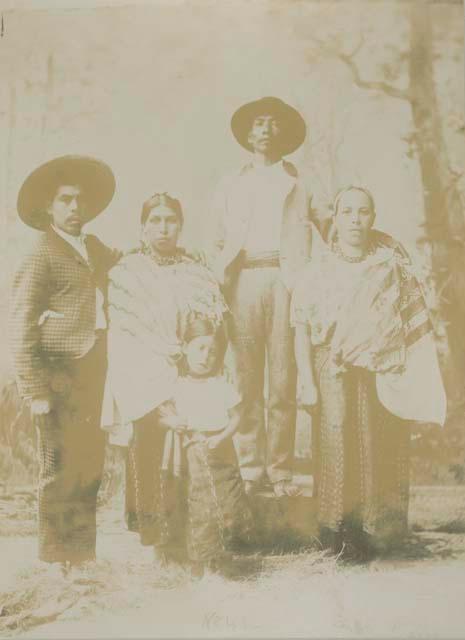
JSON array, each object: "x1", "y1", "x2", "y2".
[
  {"x1": 31, "y1": 396, "x2": 53, "y2": 428},
  {"x1": 298, "y1": 381, "x2": 319, "y2": 413},
  {"x1": 31, "y1": 396, "x2": 52, "y2": 417}
]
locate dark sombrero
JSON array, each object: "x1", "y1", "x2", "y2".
[
  {"x1": 17, "y1": 155, "x2": 116, "y2": 230},
  {"x1": 231, "y1": 96, "x2": 306, "y2": 156}
]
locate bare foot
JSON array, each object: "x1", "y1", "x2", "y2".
[{"x1": 273, "y1": 480, "x2": 302, "y2": 498}]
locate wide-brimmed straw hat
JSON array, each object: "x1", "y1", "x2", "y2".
[
  {"x1": 17, "y1": 155, "x2": 116, "y2": 230},
  {"x1": 231, "y1": 96, "x2": 306, "y2": 156}
]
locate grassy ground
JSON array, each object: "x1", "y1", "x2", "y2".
[
  {"x1": 1, "y1": 382, "x2": 465, "y2": 638},
  {"x1": 1, "y1": 484, "x2": 465, "y2": 639}
]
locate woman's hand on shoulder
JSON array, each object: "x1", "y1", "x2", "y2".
[{"x1": 110, "y1": 249, "x2": 142, "y2": 271}]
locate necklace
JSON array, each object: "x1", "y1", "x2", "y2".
[
  {"x1": 333, "y1": 241, "x2": 374, "y2": 264},
  {"x1": 142, "y1": 246, "x2": 185, "y2": 266}
]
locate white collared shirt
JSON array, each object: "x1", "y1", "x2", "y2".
[
  {"x1": 242, "y1": 160, "x2": 295, "y2": 254},
  {"x1": 52, "y1": 225, "x2": 107, "y2": 330}
]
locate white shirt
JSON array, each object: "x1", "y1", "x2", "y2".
[
  {"x1": 52, "y1": 225, "x2": 107, "y2": 330},
  {"x1": 243, "y1": 160, "x2": 295, "y2": 254},
  {"x1": 172, "y1": 375, "x2": 241, "y2": 432}
]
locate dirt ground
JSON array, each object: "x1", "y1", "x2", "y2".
[{"x1": 1, "y1": 485, "x2": 465, "y2": 639}]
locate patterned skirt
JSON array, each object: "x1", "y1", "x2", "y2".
[
  {"x1": 313, "y1": 346, "x2": 410, "y2": 548},
  {"x1": 127, "y1": 421, "x2": 254, "y2": 563},
  {"x1": 185, "y1": 435, "x2": 254, "y2": 563}
]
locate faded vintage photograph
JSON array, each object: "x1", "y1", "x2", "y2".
[{"x1": 0, "y1": 0, "x2": 464, "y2": 637}]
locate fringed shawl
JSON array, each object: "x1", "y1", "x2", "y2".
[
  {"x1": 104, "y1": 251, "x2": 227, "y2": 426},
  {"x1": 291, "y1": 244, "x2": 446, "y2": 425}
]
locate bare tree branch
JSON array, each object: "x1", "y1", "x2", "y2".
[
  {"x1": 309, "y1": 34, "x2": 411, "y2": 102},
  {"x1": 338, "y1": 52, "x2": 411, "y2": 101},
  {"x1": 346, "y1": 35, "x2": 365, "y2": 59}
]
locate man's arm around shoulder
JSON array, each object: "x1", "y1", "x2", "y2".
[{"x1": 86, "y1": 234, "x2": 123, "y2": 272}]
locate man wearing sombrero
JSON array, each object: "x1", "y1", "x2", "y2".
[
  {"x1": 208, "y1": 97, "x2": 325, "y2": 498},
  {"x1": 10, "y1": 155, "x2": 120, "y2": 567}
]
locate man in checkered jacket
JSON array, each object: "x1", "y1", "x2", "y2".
[{"x1": 9, "y1": 155, "x2": 120, "y2": 567}]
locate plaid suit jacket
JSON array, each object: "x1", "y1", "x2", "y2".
[{"x1": 10, "y1": 227, "x2": 120, "y2": 399}]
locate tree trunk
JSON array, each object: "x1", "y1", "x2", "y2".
[{"x1": 408, "y1": 0, "x2": 465, "y2": 429}]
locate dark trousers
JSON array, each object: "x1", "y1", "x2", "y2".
[
  {"x1": 36, "y1": 337, "x2": 107, "y2": 563},
  {"x1": 227, "y1": 267, "x2": 297, "y2": 483}
]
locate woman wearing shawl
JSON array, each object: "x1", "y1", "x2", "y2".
[
  {"x1": 103, "y1": 192, "x2": 227, "y2": 563},
  {"x1": 291, "y1": 186, "x2": 446, "y2": 559}
]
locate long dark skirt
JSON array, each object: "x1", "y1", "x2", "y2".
[
  {"x1": 127, "y1": 413, "x2": 186, "y2": 557},
  {"x1": 36, "y1": 337, "x2": 107, "y2": 564},
  {"x1": 313, "y1": 346, "x2": 410, "y2": 550},
  {"x1": 185, "y1": 436, "x2": 254, "y2": 563},
  {"x1": 127, "y1": 423, "x2": 253, "y2": 563}
]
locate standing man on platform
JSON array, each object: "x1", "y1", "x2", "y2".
[
  {"x1": 208, "y1": 97, "x2": 324, "y2": 497},
  {"x1": 10, "y1": 155, "x2": 120, "y2": 568}
]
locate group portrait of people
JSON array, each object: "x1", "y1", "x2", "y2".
[{"x1": 9, "y1": 96, "x2": 447, "y2": 578}]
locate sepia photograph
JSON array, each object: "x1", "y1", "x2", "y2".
[{"x1": 0, "y1": 0, "x2": 464, "y2": 637}]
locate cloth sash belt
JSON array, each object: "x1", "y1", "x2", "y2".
[
  {"x1": 161, "y1": 428, "x2": 224, "y2": 477},
  {"x1": 240, "y1": 250, "x2": 280, "y2": 269}
]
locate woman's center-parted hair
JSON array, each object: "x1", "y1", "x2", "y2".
[
  {"x1": 140, "y1": 192, "x2": 184, "y2": 227},
  {"x1": 333, "y1": 186, "x2": 376, "y2": 215}
]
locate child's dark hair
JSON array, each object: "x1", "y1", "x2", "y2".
[{"x1": 181, "y1": 316, "x2": 227, "y2": 376}]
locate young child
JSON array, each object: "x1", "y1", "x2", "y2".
[{"x1": 158, "y1": 316, "x2": 254, "y2": 577}]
